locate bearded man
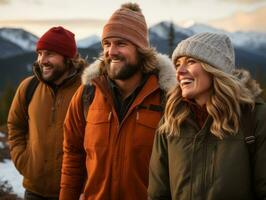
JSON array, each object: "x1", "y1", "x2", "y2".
[
  {"x1": 8, "y1": 26, "x2": 87, "y2": 200},
  {"x1": 60, "y1": 3, "x2": 176, "y2": 200}
]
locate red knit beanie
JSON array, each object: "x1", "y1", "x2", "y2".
[
  {"x1": 102, "y1": 3, "x2": 149, "y2": 49},
  {"x1": 36, "y1": 26, "x2": 77, "y2": 58}
]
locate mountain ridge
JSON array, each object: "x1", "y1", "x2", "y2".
[{"x1": 0, "y1": 21, "x2": 266, "y2": 93}]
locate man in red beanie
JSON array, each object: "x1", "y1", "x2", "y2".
[
  {"x1": 60, "y1": 3, "x2": 176, "y2": 200},
  {"x1": 8, "y1": 26, "x2": 87, "y2": 200}
]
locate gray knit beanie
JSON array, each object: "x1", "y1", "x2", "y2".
[{"x1": 172, "y1": 32, "x2": 235, "y2": 74}]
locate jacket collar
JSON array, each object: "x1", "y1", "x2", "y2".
[
  {"x1": 33, "y1": 63, "x2": 80, "y2": 88},
  {"x1": 81, "y1": 53, "x2": 177, "y2": 93}
]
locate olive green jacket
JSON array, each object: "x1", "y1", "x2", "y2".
[{"x1": 148, "y1": 102, "x2": 266, "y2": 200}]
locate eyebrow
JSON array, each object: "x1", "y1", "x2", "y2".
[{"x1": 110, "y1": 38, "x2": 129, "y2": 43}]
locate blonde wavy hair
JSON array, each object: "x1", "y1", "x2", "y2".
[{"x1": 158, "y1": 62, "x2": 261, "y2": 139}]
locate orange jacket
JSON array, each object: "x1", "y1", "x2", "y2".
[{"x1": 60, "y1": 54, "x2": 177, "y2": 200}]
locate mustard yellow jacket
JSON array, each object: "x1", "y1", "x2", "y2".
[{"x1": 8, "y1": 71, "x2": 81, "y2": 197}]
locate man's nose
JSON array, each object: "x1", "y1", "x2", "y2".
[
  {"x1": 38, "y1": 54, "x2": 48, "y2": 64},
  {"x1": 108, "y1": 44, "x2": 119, "y2": 56}
]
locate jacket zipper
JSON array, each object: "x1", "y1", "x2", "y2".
[
  {"x1": 113, "y1": 87, "x2": 159, "y2": 200},
  {"x1": 201, "y1": 137, "x2": 208, "y2": 200},
  {"x1": 188, "y1": 117, "x2": 211, "y2": 200},
  {"x1": 51, "y1": 92, "x2": 57, "y2": 124},
  {"x1": 189, "y1": 130, "x2": 202, "y2": 200}
]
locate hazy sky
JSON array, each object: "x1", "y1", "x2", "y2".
[{"x1": 1, "y1": 0, "x2": 266, "y2": 39}]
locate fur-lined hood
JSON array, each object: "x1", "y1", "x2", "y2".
[
  {"x1": 233, "y1": 69, "x2": 262, "y2": 99},
  {"x1": 81, "y1": 53, "x2": 177, "y2": 92}
]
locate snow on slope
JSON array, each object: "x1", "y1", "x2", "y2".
[
  {"x1": 0, "y1": 28, "x2": 38, "y2": 51},
  {"x1": 0, "y1": 131, "x2": 24, "y2": 197},
  {"x1": 77, "y1": 35, "x2": 100, "y2": 48},
  {"x1": 0, "y1": 160, "x2": 24, "y2": 197},
  {"x1": 182, "y1": 21, "x2": 266, "y2": 50}
]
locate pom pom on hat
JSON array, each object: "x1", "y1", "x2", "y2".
[{"x1": 102, "y1": 3, "x2": 149, "y2": 49}]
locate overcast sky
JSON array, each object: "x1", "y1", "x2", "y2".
[{"x1": 1, "y1": 0, "x2": 266, "y2": 39}]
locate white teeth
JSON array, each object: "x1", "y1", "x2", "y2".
[
  {"x1": 43, "y1": 67, "x2": 51, "y2": 69},
  {"x1": 111, "y1": 59, "x2": 121, "y2": 63},
  {"x1": 180, "y1": 79, "x2": 193, "y2": 86}
]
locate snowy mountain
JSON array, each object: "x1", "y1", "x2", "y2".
[
  {"x1": 2, "y1": 22, "x2": 266, "y2": 56},
  {"x1": 77, "y1": 35, "x2": 100, "y2": 48},
  {"x1": 0, "y1": 21, "x2": 266, "y2": 92},
  {"x1": 184, "y1": 22, "x2": 224, "y2": 34},
  {"x1": 178, "y1": 22, "x2": 266, "y2": 54},
  {"x1": 149, "y1": 21, "x2": 266, "y2": 55},
  {"x1": 0, "y1": 36, "x2": 24, "y2": 58},
  {"x1": 228, "y1": 31, "x2": 266, "y2": 54},
  {"x1": 149, "y1": 21, "x2": 192, "y2": 39},
  {"x1": 148, "y1": 21, "x2": 266, "y2": 75},
  {"x1": 0, "y1": 28, "x2": 38, "y2": 51}
]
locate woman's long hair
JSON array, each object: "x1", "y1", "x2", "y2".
[{"x1": 158, "y1": 62, "x2": 261, "y2": 139}]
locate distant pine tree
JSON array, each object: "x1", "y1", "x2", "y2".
[{"x1": 168, "y1": 21, "x2": 175, "y2": 57}]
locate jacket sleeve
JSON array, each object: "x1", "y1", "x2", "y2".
[
  {"x1": 60, "y1": 85, "x2": 87, "y2": 200},
  {"x1": 148, "y1": 131, "x2": 171, "y2": 200},
  {"x1": 253, "y1": 103, "x2": 266, "y2": 199},
  {"x1": 7, "y1": 78, "x2": 32, "y2": 175}
]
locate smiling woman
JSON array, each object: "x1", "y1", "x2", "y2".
[
  {"x1": 175, "y1": 56, "x2": 212, "y2": 106},
  {"x1": 148, "y1": 32, "x2": 266, "y2": 200}
]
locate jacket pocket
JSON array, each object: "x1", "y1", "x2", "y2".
[
  {"x1": 134, "y1": 109, "x2": 161, "y2": 147},
  {"x1": 10, "y1": 145, "x2": 29, "y2": 176},
  {"x1": 84, "y1": 109, "x2": 111, "y2": 147},
  {"x1": 21, "y1": 143, "x2": 45, "y2": 180}
]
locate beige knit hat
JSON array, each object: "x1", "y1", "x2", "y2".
[
  {"x1": 172, "y1": 32, "x2": 235, "y2": 74},
  {"x1": 102, "y1": 3, "x2": 149, "y2": 49}
]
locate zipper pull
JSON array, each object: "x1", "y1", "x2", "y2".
[
  {"x1": 136, "y1": 111, "x2": 139, "y2": 120},
  {"x1": 108, "y1": 111, "x2": 112, "y2": 121}
]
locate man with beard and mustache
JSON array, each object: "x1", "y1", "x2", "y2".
[
  {"x1": 7, "y1": 26, "x2": 87, "y2": 200},
  {"x1": 59, "y1": 3, "x2": 177, "y2": 200}
]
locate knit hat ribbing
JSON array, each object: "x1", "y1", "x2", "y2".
[
  {"x1": 172, "y1": 32, "x2": 235, "y2": 74},
  {"x1": 36, "y1": 26, "x2": 77, "y2": 58},
  {"x1": 102, "y1": 3, "x2": 149, "y2": 49}
]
